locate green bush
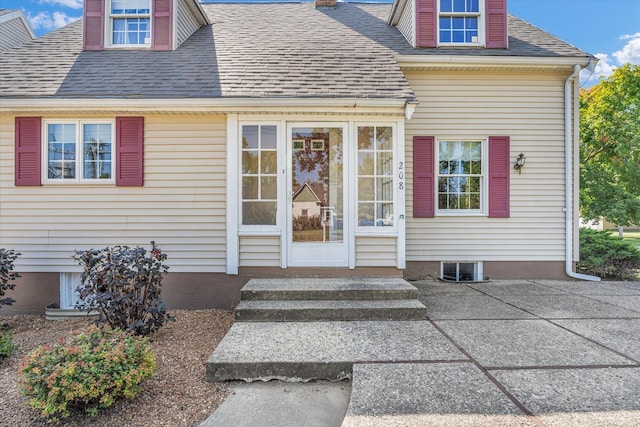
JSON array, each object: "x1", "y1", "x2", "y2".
[
  {"x1": 73, "y1": 241, "x2": 174, "y2": 336},
  {"x1": 0, "y1": 326, "x2": 16, "y2": 360},
  {"x1": 19, "y1": 325, "x2": 156, "y2": 423},
  {"x1": 0, "y1": 248, "x2": 21, "y2": 308},
  {"x1": 578, "y1": 228, "x2": 640, "y2": 280}
]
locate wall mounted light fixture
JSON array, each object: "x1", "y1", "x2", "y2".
[{"x1": 514, "y1": 153, "x2": 526, "y2": 174}]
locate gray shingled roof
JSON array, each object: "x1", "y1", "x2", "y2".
[{"x1": 0, "y1": 2, "x2": 589, "y2": 100}]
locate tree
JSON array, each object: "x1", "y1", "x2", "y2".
[{"x1": 580, "y1": 64, "x2": 640, "y2": 236}]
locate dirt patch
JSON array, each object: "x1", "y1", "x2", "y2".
[{"x1": 0, "y1": 310, "x2": 234, "y2": 426}]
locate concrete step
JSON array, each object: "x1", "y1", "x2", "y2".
[
  {"x1": 206, "y1": 321, "x2": 466, "y2": 382},
  {"x1": 234, "y1": 299, "x2": 427, "y2": 322},
  {"x1": 240, "y1": 277, "x2": 419, "y2": 301}
]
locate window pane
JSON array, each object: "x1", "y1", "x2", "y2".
[
  {"x1": 377, "y1": 202, "x2": 393, "y2": 225},
  {"x1": 376, "y1": 127, "x2": 392, "y2": 150},
  {"x1": 439, "y1": 194, "x2": 448, "y2": 209},
  {"x1": 358, "y1": 202, "x2": 374, "y2": 226},
  {"x1": 442, "y1": 263, "x2": 457, "y2": 281},
  {"x1": 261, "y1": 126, "x2": 277, "y2": 149},
  {"x1": 448, "y1": 194, "x2": 459, "y2": 209},
  {"x1": 357, "y1": 126, "x2": 374, "y2": 150},
  {"x1": 83, "y1": 124, "x2": 112, "y2": 180},
  {"x1": 358, "y1": 152, "x2": 374, "y2": 175},
  {"x1": 376, "y1": 177, "x2": 393, "y2": 201},
  {"x1": 261, "y1": 176, "x2": 277, "y2": 199},
  {"x1": 459, "y1": 263, "x2": 475, "y2": 281},
  {"x1": 469, "y1": 177, "x2": 480, "y2": 192},
  {"x1": 470, "y1": 193, "x2": 480, "y2": 209},
  {"x1": 242, "y1": 126, "x2": 258, "y2": 149},
  {"x1": 441, "y1": 0, "x2": 453, "y2": 12},
  {"x1": 453, "y1": 0, "x2": 466, "y2": 12},
  {"x1": 48, "y1": 124, "x2": 76, "y2": 180},
  {"x1": 358, "y1": 178, "x2": 374, "y2": 201},
  {"x1": 112, "y1": 0, "x2": 150, "y2": 14},
  {"x1": 376, "y1": 152, "x2": 393, "y2": 175},
  {"x1": 243, "y1": 201, "x2": 276, "y2": 225},
  {"x1": 453, "y1": 31, "x2": 465, "y2": 43},
  {"x1": 261, "y1": 151, "x2": 277, "y2": 174},
  {"x1": 242, "y1": 176, "x2": 258, "y2": 199},
  {"x1": 242, "y1": 151, "x2": 258, "y2": 174}
]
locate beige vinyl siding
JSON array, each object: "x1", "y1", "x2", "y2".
[
  {"x1": 239, "y1": 236, "x2": 280, "y2": 267},
  {"x1": 356, "y1": 236, "x2": 397, "y2": 267},
  {"x1": 0, "y1": 114, "x2": 226, "y2": 273},
  {"x1": 176, "y1": 0, "x2": 201, "y2": 48},
  {"x1": 0, "y1": 17, "x2": 33, "y2": 51},
  {"x1": 404, "y1": 69, "x2": 569, "y2": 261},
  {"x1": 397, "y1": 1, "x2": 415, "y2": 47}
]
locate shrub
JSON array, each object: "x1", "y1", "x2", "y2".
[
  {"x1": 0, "y1": 248, "x2": 21, "y2": 308},
  {"x1": 578, "y1": 228, "x2": 640, "y2": 280},
  {"x1": 19, "y1": 325, "x2": 156, "y2": 423},
  {"x1": 73, "y1": 241, "x2": 174, "y2": 336},
  {"x1": 0, "y1": 326, "x2": 16, "y2": 360}
]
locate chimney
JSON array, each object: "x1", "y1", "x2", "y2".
[{"x1": 315, "y1": 0, "x2": 337, "y2": 9}]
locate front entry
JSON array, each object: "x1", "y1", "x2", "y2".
[{"x1": 287, "y1": 125, "x2": 349, "y2": 266}]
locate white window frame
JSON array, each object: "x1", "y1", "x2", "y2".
[
  {"x1": 106, "y1": 0, "x2": 152, "y2": 48},
  {"x1": 355, "y1": 123, "x2": 399, "y2": 234},
  {"x1": 238, "y1": 122, "x2": 282, "y2": 233},
  {"x1": 440, "y1": 261, "x2": 484, "y2": 282},
  {"x1": 42, "y1": 119, "x2": 116, "y2": 184},
  {"x1": 438, "y1": 0, "x2": 485, "y2": 47},
  {"x1": 436, "y1": 138, "x2": 487, "y2": 216}
]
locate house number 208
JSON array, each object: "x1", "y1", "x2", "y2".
[{"x1": 398, "y1": 161, "x2": 404, "y2": 190}]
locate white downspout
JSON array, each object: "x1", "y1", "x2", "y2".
[{"x1": 565, "y1": 64, "x2": 600, "y2": 281}]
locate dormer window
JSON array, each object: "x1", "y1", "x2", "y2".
[
  {"x1": 110, "y1": 0, "x2": 151, "y2": 47},
  {"x1": 407, "y1": 0, "x2": 507, "y2": 49},
  {"x1": 439, "y1": 0, "x2": 482, "y2": 45}
]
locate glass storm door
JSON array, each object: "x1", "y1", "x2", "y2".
[{"x1": 288, "y1": 126, "x2": 348, "y2": 266}]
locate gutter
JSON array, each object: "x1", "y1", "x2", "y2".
[
  {"x1": 0, "y1": 97, "x2": 409, "y2": 115},
  {"x1": 564, "y1": 64, "x2": 600, "y2": 281}
]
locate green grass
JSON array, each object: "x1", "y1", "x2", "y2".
[{"x1": 623, "y1": 231, "x2": 640, "y2": 249}]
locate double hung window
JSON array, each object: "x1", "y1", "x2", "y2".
[
  {"x1": 45, "y1": 120, "x2": 114, "y2": 183},
  {"x1": 110, "y1": 0, "x2": 151, "y2": 46},
  {"x1": 439, "y1": 0, "x2": 481, "y2": 44},
  {"x1": 438, "y1": 140, "x2": 483, "y2": 213},
  {"x1": 357, "y1": 126, "x2": 394, "y2": 228},
  {"x1": 241, "y1": 125, "x2": 278, "y2": 226}
]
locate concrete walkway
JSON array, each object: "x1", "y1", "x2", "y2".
[{"x1": 202, "y1": 279, "x2": 640, "y2": 426}]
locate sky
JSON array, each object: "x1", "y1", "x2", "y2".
[{"x1": 2, "y1": 0, "x2": 638, "y2": 87}]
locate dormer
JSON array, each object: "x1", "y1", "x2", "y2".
[
  {"x1": 389, "y1": 0, "x2": 507, "y2": 49},
  {"x1": 83, "y1": 0, "x2": 209, "y2": 51}
]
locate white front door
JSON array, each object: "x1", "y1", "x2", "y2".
[{"x1": 287, "y1": 124, "x2": 349, "y2": 266}]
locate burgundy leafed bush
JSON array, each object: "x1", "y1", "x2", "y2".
[{"x1": 73, "y1": 241, "x2": 174, "y2": 335}]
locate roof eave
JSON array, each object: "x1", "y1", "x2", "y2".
[
  {"x1": 0, "y1": 97, "x2": 410, "y2": 116},
  {"x1": 387, "y1": 0, "x2": 408, "y2": 26},
  {"x1": 397, "y1": 54, "x2": 594, "y2": 70},
  {"x1": 188, "y1": 0, "x2": 211, "y2": 26}
]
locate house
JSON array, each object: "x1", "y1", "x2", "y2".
[
  {"x1": 0, "y1": 0, "x2": 597, "y2": 314},
  {"x1": 0, "y1": 9, "x2": 36, "y2": 51}
]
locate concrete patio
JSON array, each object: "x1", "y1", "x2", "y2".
[{"x1": 202, "y1": 279, "x2": 640, "y2": 426}]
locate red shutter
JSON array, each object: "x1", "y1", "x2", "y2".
[
  {"x1": 83, "y1": 0, "x2": 104, "y2": 51},
  {"x1": 489, "y1": 136, "x2": 510, "y2": 218},
  {"x1": 486, "y1": 0, "x2": 507, "y2": 49},
  {"x1": 413, "y1": 136, "x2": 435, "y2": 218},
  {"x1": 15, "y1": 117, "x2": 42, "y2": 186},
  {"x1": 152, "y1": 0, "x2": 173, "y2": 51},
  {"x1": 116, "y1": 117, "x2": 144, "y2": 186},
  {"x1": 416, "y1": 0, "x2": 437, "y2": 48}
]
